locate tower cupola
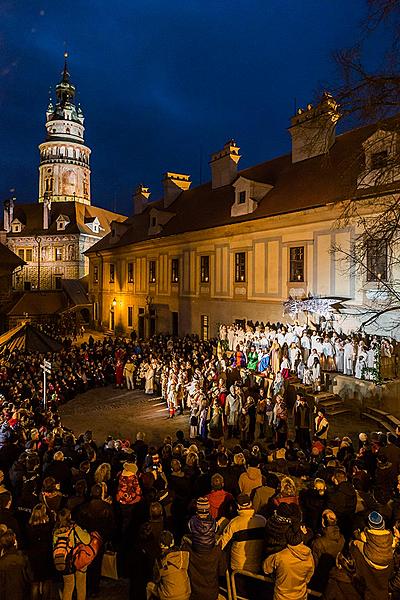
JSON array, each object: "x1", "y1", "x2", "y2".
[{"x1": 38, "y1": 53, "x2": 91, "y2": 205}]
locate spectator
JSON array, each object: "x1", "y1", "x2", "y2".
[
  {"x1": 327, "y1": 468, "x2": 357, "y2": 539},
  {"x1": 219, "y1": 493, "x2": 266, "y2": 572},
  {"x1": 263, "y1": 521, "x2": 314, "y2": 600},
  {"x1": 146, "y1": 530, "x2": 190, "y2": 600},
  {"x1": 188, "y1": 497, "x2": 217, "y2": 550},
  {"x1": 25, "y1": 503, "x2": 55, "y2": 600},
  {"x1": 310, "y1": 509, "x2": 345, "y2": 594},
  {"x1": 206, "y1": 473, "x2": 234, "y2": 520},
  {"x1": 0, "y1": 528, "x2": 33, "y2": 600}
]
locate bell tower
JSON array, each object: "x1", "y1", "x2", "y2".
[{"x1": 38, "y1": 53, "x2": 91, "y2": 205}]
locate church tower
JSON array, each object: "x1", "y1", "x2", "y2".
[{"x1": 38, "y1": 53, "x2": 91, "y2": 205}]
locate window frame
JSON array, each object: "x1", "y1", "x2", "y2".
[
  {"x1": 201, "y1": 315, "x2": 209, "y2": 341},
  {"x1": 109, "y1": 263, "x2": 115, "y2": 283},
  {"x1": 238, "y1": 190, "x2": 246, "y2": 204},
  {"x1": 149, "y1": 260, "x2": 156, "y2": 283},
  {"x1": 289, "y1": 246, "x2": 305, "y2": 283},
  {"x1": 127, "y1": 306, "x2": 133, "y2": 328},
  {"x1": 55, "y1": 247, "x2": 63, "y2": 262},
  {"x1": 200, "y1": 255, "x2": 210, "y2": 284},
  {"x1": 127, "y1": 261, "x2": 134, "y2": 283},
  {"x1": 171, "y1": 258, "x2": 179, "y2": 283},
  {"x1": 366, "y1": 238, "x2": 388, "y2": 282},
  {"x1": 234, "y1": 252, "x2": 246, "y2": 283},
  {"x1": 93, "y1": 265, "x2": 99, "y2": 284}
]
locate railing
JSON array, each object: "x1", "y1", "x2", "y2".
[{"x1": 219, "y1": 569, "x2": 322, "y2": 600}]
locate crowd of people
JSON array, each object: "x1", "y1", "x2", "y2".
[
  {"x1": 0, "y1": 324, "x2": 400, "y2": 599},
  {"x1": 219, "y1": 319, "x2": 400, "y2": 384}
]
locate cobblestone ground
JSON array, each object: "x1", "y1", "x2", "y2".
[{"x1": 59, "y1": 385, "x2": 378, "y2": 600}]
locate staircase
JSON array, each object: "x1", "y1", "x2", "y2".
[
  {"x1": 362, "y1": 406, "x2": 400, "y2": 433},
  {"x1": 314, "y1": 392, "x2": 351, "y2": 417}
]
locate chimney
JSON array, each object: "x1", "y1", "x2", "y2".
[
  {"x1": 163, "y1": 172, "x2": 191, "y2": 209},
  {"x1": 3, "y1": 197, "x2": 15, "y2": 232},
  {"x1": 133, "y1": 184, "x2": 150, "y2": 215},
  {"x1": 288, "y1": 92, "x2": 340, "y2": 163},
  {"x1": 210, "y1": 140, "x2": 241, "y2": 189},
  {"x1": 43, "y1": 193, "x2": 51, "y2": 230}
]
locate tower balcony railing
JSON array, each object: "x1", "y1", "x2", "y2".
[
  {"x1": 38, "y1": 194, "x2": 90, "y2": 204},
  {"x1": 40, "y1": 157, "x2": 90, "y2": 167}
]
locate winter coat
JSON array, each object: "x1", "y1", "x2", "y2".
[
  {"x1": 327, "y1": 481, "x2": 356, "y2": 523},
  {"x1": 310, "y1": 525, "x2": 345, "y2": 592},
  {"x1": 219, "y1": 508, "x2": 266, "y2": 572},
  {"x1": 153, "y1": 549, "x2": 191, "y2": 600},
  {"x1": 324, "y1": 566, "x2": 362, "y2": 600},
  {"x1": 350, "y1": 542, "x2": 393, "y2": 600},
  {"x1": 263, "y1": 543, "x2": 314, "y2": 600},
  {"x1": 186, "y1": 544, "x2": 226, "y2": 600},
  {"x1": 206, "y1": 489, "x2": 234, "y2": 520},
  {"x1": 116, "y1": 468, "x2": 142, "y2": 505},
  {"x1": 299, "y1": 487, "x2": 327, "y2": 532},
  {"x1": 188, "y1": 514, "x2": 217, "y2": 549},
  {"x1": 353, "y1": 528, "x2": 394, "y2": 568},
  {"x1": 0, "y1": 549, "x2": 33, "y2": 600},
  {"x1": 238, "y1": 466, "x2": 263, "y2": 497},
  {"x1": 77, "y1": 498, "x2": 116, "y2": 541},
  {"x1": 25, "y1": 522, "x2": 55, "y2": 582},
  {"x1": 252, "y1": 484, "x2": 276, "y2": 516}
]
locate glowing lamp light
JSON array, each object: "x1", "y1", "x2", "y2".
[
  {"x1": 377, "y1": 273, "x2": 382, "y2": 280},
  {"x1": 297, "y1": 274, "x2": 302, "y2": 281},
  {"x1": 112, "y1": 298, "x2": 117, "y2": 307}
]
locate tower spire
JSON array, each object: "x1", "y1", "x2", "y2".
[{"x1": 62, "y1": 51, "x2": 70, "y2": 83}]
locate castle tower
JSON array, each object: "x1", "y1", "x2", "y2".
[{"x1": 38, "y1": 53, "x2": 91, "y2": 205}]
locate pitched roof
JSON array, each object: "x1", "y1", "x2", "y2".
[
  {"x1": 0, "y1": 322, "x2": 63, "y2": 354},
  {"x1": 0, "y1": 243, "x2": 25, "y2": 270},
  {"x1": 87, "y1": 118, "x2": 399, "y2": 254},
  {"x1": 3, "y1": 202, "x2": 126, "y2": 238}
]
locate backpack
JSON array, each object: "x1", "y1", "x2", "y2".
[
  {"x1": 53, "y1": 529, "x2": 73, "y2": 572},
  {"x1": 71, "y1": 528, "x2": 102, "y2": 571}
]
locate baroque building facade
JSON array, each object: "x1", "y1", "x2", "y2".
[
  {"x1": 2, "y1": 55, "x2": 125, "y2": 292},
  {"x1": 87, "y1": 94, "x2": 400, "y2": 338}
]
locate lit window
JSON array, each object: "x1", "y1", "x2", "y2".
[
  {"x1": 57, "y1": 220, "x2": 65, "y2": 231},
  {"x1": 289, "y1": 247, "x2": 304, "y2": 282},
  {"x1": 171, "y1": 258, "x2": 179, "y2": 283},
  {"x1": 93, "y1": 265, "x2": 99, "y2": 284},
  {"x1": 367, "y1": 239, "x2": 388, "y2": 282},
  {"x1": 235, "y1": 252, "x2": 246, "y2": 282},
  {"x1": 128, "y1": 306, "x2": 133, "y2": 327},
  {"x1": 109, "y1": 263, "x2": 115, "y2": 283},
  {"x1": 55, "y1": 247, "x2": 62, "y2": 261},
  {"x1": 149, "y1": 260, "x2": 156, "y2": 283},
  {"x1": 18, "y1": 249, "x2": 25, "y2": 260},
  {"x1": 201, "y1": 315, "x2": 209, "y2": 340},
  {"x1": 25, "y1": 249, "x2": 33, "y2": 262},
  {"x1": 238, "y1": 191, "x2": 246, "y2": 204},
  {"x1": 127, "y1": 262, "x2": 134, "y2": 283},
  {"x1": 200, "y1": 255, "x2": 210, "y2": 283},
  {"x1": 12, "y1": 223, "x2": 21, "y2": 233}
]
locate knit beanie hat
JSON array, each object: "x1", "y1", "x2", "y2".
[
  {"x1": 196, "y1": 497, "x2": 210, "y2": 515},
  {"x1": 276, "y1": 502, "x2": 301, "y2": 524},
  {"x1": 160, "y1": 530, "x2": 174, "y2": 550},
  {"x1": 368, "y1": 511, "x2": 385, "y2": 530},
  {"x1": 237, "y1": 494, "x2": 252, "y2": 509},
  {"x1": 286, "y1": 523, "x2": 303, "y2": 547}
]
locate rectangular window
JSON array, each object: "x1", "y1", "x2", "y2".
[
  {"x1": 171, "y1": 258, "x2": 179, "y2": 283},
  {"x1": 127, "y1": 262, "x2": 134, "y2": 283},
  {"x1": 149, "y1": 260, "x2": 156, "y2": 283},
  {"x1": 238, "y1": 190, "x2": 246, "y2": 204},
  {"x1": 93, "y1": 265, "x2": 99, "y2": 283},
  {"x1": 289, "y1": 246, "x2": 304, "y2": 282},
  {"x1": 18, "y1": 249, "x2": 25, "y2": 260},
  {"x1": 371, "y1": 150, "x2": 388, "y2": 170},
  {"x1": 367, "y1": 239, "x2": 388, "y2": 282},
  {"x1": 93, "y1": 301, "x2": 99, "y2": 321},
  {"x1": 235, "y1": 252, "x2": 246, "y2": 282},
  {"x1": 55, "y1": 247, "x2": 62, "y2": 261},
  {"x1": 128, "y1": 306, "x2": 133, "y2": 327},
  {"x1": 109, "y1": 263, "x2": 115, "y2": 283},
  {"x1": 201, "y1": 315, "x2": 209, "y2": 341},
  {"x1": 55, "y1": 276, "x2": 62, "y2": 290},
  {"x1": 25, "y1": 249, "x2": 33, "y2": 262},
  {"x1": 200, "y1": 255, "x2": 210, "y2": 283}
]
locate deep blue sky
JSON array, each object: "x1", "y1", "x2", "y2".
[{"x1": 0, "y1": 0, "x2": 371, "y2": 215}]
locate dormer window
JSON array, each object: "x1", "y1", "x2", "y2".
[
  {"x1": 57, "y1": 221, "x2": 65, "y2": 231},
  {"x1": 231, "y1": 177, "x2": 273, "y2": 218},
  {"x1": 56, "y1": 215, "x2": 70, "y2": 231},
  {"x1": 11, "y1": 219, "x2": 23, "y2": 233},
  {"x1": 371, "y1": 150, "x2": 388, "y2": 170},
  {"x1": 151, "y1": 216, "x2": 157, "y2": 227},
  {"x1": 238, "y1": 191, "x2": 246, "y2": 204}
]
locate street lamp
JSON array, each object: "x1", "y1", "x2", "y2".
[
  {"x1": 112, "y1": 297, "x2": 117, "y2": 307},
  {"x1": 34, "y1": 235, "x2": 41, "y2": 291}
]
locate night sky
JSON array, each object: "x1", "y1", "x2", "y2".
[{"x1": 0, "y1": 1, "x2": 374, "y2": 215}]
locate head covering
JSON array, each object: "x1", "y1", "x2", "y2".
[
  {"x1": 159, "y1": 530, "x2": 174, "y2": 550},
  {"x1": 368, "y1": 511, "x2": 384, "y2": 530},
  {"x1": 122, "y1": 462, "x2": 137, "y2": 475},
  {"x1": 196, "y1": 497, "x2": 210, "y2": 515},
  {"x1": 237, "y1": 494, "x2": 252, "y2": 509},
  {"x1": 286, "y1": 524, "x2": 303, "y2": 547},
  {"x1": 359, "y1": 433, "x2": 368, "y2": 442}
]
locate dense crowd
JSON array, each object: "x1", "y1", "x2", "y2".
[
  {"x1": 219, "y1": 320, "x2": 400, "y2": 382},
  {"x1": 1, "y1": 331, "x2": 400, "y2": 599}
]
